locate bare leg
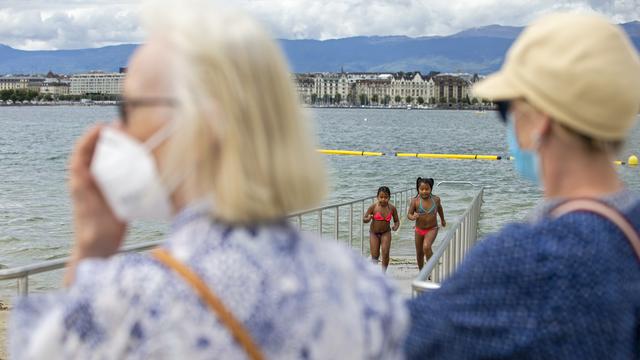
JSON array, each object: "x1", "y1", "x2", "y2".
[
  {"x1": 415, "y1": 231, "x2": 425, "y2": 270},
  {"x1": 423, "y1": 227, "x2": 439, "y2": 262},
  {"x1": 380, "y1": 231, "x2": 392, "y2": 272},
  {"x1": 369, "y1": 232, "x2": 381, "y2": 265}
]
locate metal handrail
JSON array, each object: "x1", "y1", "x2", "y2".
[
  {"x1": 1, "y1": 187, "x2": 417, "y2": 296},
  {"x1": 411, "y1": 182, "x2": 484, "y2": 297}
]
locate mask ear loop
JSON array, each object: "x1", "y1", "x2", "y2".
[
  {"x1": 530, "y1": 117, "x2": 552, "y2": 152},
  {"x1": 144, "y1": 123, "x2": 204, "y2": 214},
  {"x1": 143, "y1": 122, "x2": 176, "y2": 151}
]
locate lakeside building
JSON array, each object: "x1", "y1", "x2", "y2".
[
  {"x1": 70, "y1": 72, "x2": 125, "y2": 95},
  {"x1": 40, "y1": 80, "x2": 70, "y2": 96},
  {"x1": 0, "y1": 77, "x2": 45, "y2": 92},
  {"x1": 294, "y1": 71, "x2": 482, "y2": 106}
]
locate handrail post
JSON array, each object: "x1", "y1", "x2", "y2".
[
  {"x1": 361, "y1": 201, "x2": 365, "y2": 256},
  {"x1": 17, "y1": 276, "x2": 28, "y2": 296},
  {"x1": 318, "y1": 210, "x2": 323, "y2": 239},
  {"x1": 349, "y1": 204, "x2": 353, "y2": 248},
  {"x1": 334, "y1": 206, "x2": 339, "y2": 242}
]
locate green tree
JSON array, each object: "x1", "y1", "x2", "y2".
[
  {"x1": 405, "y1": 96, "x2": 413, "y2": 104},
  {"x1": 471, "y1": 97, "x2": 479, "y2": 104},
  {"x1": 334, "y1": 93, "x2": 342, "y2": 104},
  {"x1": 394, "y1": 95, "x2": 402, "y2": 103},
  {"x1": 429, "y1": 97, "x2": 436, "y2": 105},
  {"x1": 0, "y1": 90, "x2": 11, "y2": 101},
  {"x1": 323, "y1": 94, "x2": 330, "y2": 104},
  {"x1": 359, "y1": 93, "x2": 368, "y2": 105},
  {"x1": 371, "y1": 94, "x2": 379, "y2": 104},
  {"x1": 346, "y1": 94, "x2": 354, "y2": 105},
  {"x1": 417, "y1": 97, "x2": 425, "y2": 105},
  {"x1": 439, "y1": 97, "x2": 447, "y2": 104},
  {"x1": 311, "y1": 93, "x2": 318, "y2": 104},
  {"x1": 383, "y1": 95, "x2": 391, "y2": 105}
]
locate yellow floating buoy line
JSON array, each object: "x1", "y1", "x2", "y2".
[
  {"x1": 395, "y1": 153, "x2": 501, "y2": 160},
  {"x1": 317, "y1": 149, "x2": 384, "y2": 156},
  {"x1": 318, "y1": 149, "x2": 640, "y2": 166}
]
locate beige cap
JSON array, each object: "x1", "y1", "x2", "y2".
[{"x1": 473, "y1": 13, "x2": 640, "y2": 140}]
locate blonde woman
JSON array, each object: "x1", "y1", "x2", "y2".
[{"x1": 9, "y1": 2, "x2": 407, "y2": 359}]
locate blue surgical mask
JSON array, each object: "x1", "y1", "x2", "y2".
[{"x1": 506, "y1": 116, "x2": 541, "y2": 184}]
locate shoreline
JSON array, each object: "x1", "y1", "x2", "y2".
[
  {"x1": 0, "y1": 101, "x2": 117, "y2": 107},
  {"x1": 0, "y1": 102, "x2": 493, "y2": 111}
]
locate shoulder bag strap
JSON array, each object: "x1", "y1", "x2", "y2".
[
  {"x1": 551, "y1": 199, "x2": 640, "y2": 261},
  {"x1": 151, "y1": 248, "x2": 265, "y2": 360}
]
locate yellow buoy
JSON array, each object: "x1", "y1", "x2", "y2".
[
  {"x1": 317, "y1": 149, "x2": 384, "y2": 156},
  {"x1": 629, "y1": 155, "x2": 638, "y2": 166},
  {"x1": 394, "y1": 153, "x2": 500, "y2": 160}
]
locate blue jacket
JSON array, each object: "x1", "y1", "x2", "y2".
[{"x1": 405, "y1": 201, "x2": 640, "y2": 359}]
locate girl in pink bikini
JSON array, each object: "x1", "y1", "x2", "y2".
[
  {"x1": 363, "y1": 186, "x2": 400, "y2": 272},
  {"x1": 408, "y1": 177, "x2": 446, "y2": 270}
]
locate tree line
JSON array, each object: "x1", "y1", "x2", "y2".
[{"x1": 0, "y1": 90, "x2": 121, "y2": 103}]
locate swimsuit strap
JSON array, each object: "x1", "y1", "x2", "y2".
[
  {"x1": 427, "y1": 197, "x2": 437, "y2": 214},
  {"x1": 417, "y1": 197, "x2": 426, "y2": 214},
  {"x1": 373, "y1": 205, "x2": 392, "y2": 222},
  {"x1": 418, "y1": 196, "x2": 436, "y2": 214}
]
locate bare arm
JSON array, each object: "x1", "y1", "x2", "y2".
[
  {"x1": 363, "y1": 204, "x2": 375, "y2": 223},
  {"x1": 436, "y1": 197, "x2": 446, "y2": 227},
  {"x1": 392, "y1": 205, "x2": 400, "y2": 231},
  {"x1": 407, "y1": 198, "x2": 418, "y2": 221}
]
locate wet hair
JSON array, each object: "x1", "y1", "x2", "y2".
[
  {"x1": 416, "y1": 177, "x2": 434, "y2": 194},
  {"x1": 377, "y1": 186, "x2": 391, "y2": 197}
]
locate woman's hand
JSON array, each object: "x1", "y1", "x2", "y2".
[
  {"x1": 441, "y1": 219, "x2": 447, "y2": 227},
  {"x1": 64, "y1": 125, "x2": 127, "y2": 286},
  {"x1": 392, "y1": 223, "x2": 399, "y2": 232},
  {"x1": 363, "y1": 214, "x2": 372, "y2": 223}
]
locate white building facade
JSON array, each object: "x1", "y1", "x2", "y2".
[
  {"x1": 70, "y1": 72, "x2": 125, "y2": 95},
  {"x1": 0, "y1": 77, "x2": 45, "y2": 92}
]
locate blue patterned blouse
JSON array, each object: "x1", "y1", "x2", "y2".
[
  {"x1": 405, "y1": 191, "x2": 640, "y2": 359},
  {"x1": 10, "y1": 204, "x2": 408, "y2": 359}
]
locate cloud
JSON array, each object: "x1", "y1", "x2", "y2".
[
  {"x1": 0, "y1": 0, "x2": 637, "y2": 49},
  {"x1": 241, "y1": 0, "x2": 640, "y2": 39},
  {"x1": 0, "y1": 1, "x2": 144, "y2": 49}
]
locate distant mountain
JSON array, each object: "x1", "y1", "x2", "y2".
[
  {"x1": 621, "y1": 20, "x2": 640, "y2": 37},
  {"x1": 0, "y1": 44, "x2": 137, "y2": 74},
  {"x1": 0, "y1": 22, "x2": 638, "y2": 75},
  {"x1": 450, "y1": 25, "x2": 523, "y2": 39}
]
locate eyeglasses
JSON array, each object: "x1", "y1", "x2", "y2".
[
  {"x1": 118, "y1": 98, "x2": 178, "y2": 124},
  {"x1": 496, "y1": 100, "x2": 511, "y2": 123}
]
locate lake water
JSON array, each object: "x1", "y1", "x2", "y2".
[{"x1": 1, "y1": 106, "x2": 639, "y2": 296}]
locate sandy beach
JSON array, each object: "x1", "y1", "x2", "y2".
[{"x1": 1, "y1": 309, "x2": 7, "y2": 360}]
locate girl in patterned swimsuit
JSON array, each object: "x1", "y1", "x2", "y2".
[
  {"x1": 408, "y1": 177, "x2": 446, "y2": 270},
  {"x1": 363, "y1": 186, "x2": 400, "y2": 272}
]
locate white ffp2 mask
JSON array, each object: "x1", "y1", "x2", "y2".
[{"x1": 90, "y1": 126, "x2": 174, "y2": 221}]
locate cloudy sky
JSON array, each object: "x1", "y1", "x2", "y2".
[{"x1": 0, "y1": 0, "x2": 638, "y2": 50}]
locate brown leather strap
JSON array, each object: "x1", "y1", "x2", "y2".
[
  {"x1": 151, "y1": 248, "x2": 265, "y2": 360},
  {"x1": 551, "y1": 199, "x2": 640, "y2": 261}
]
